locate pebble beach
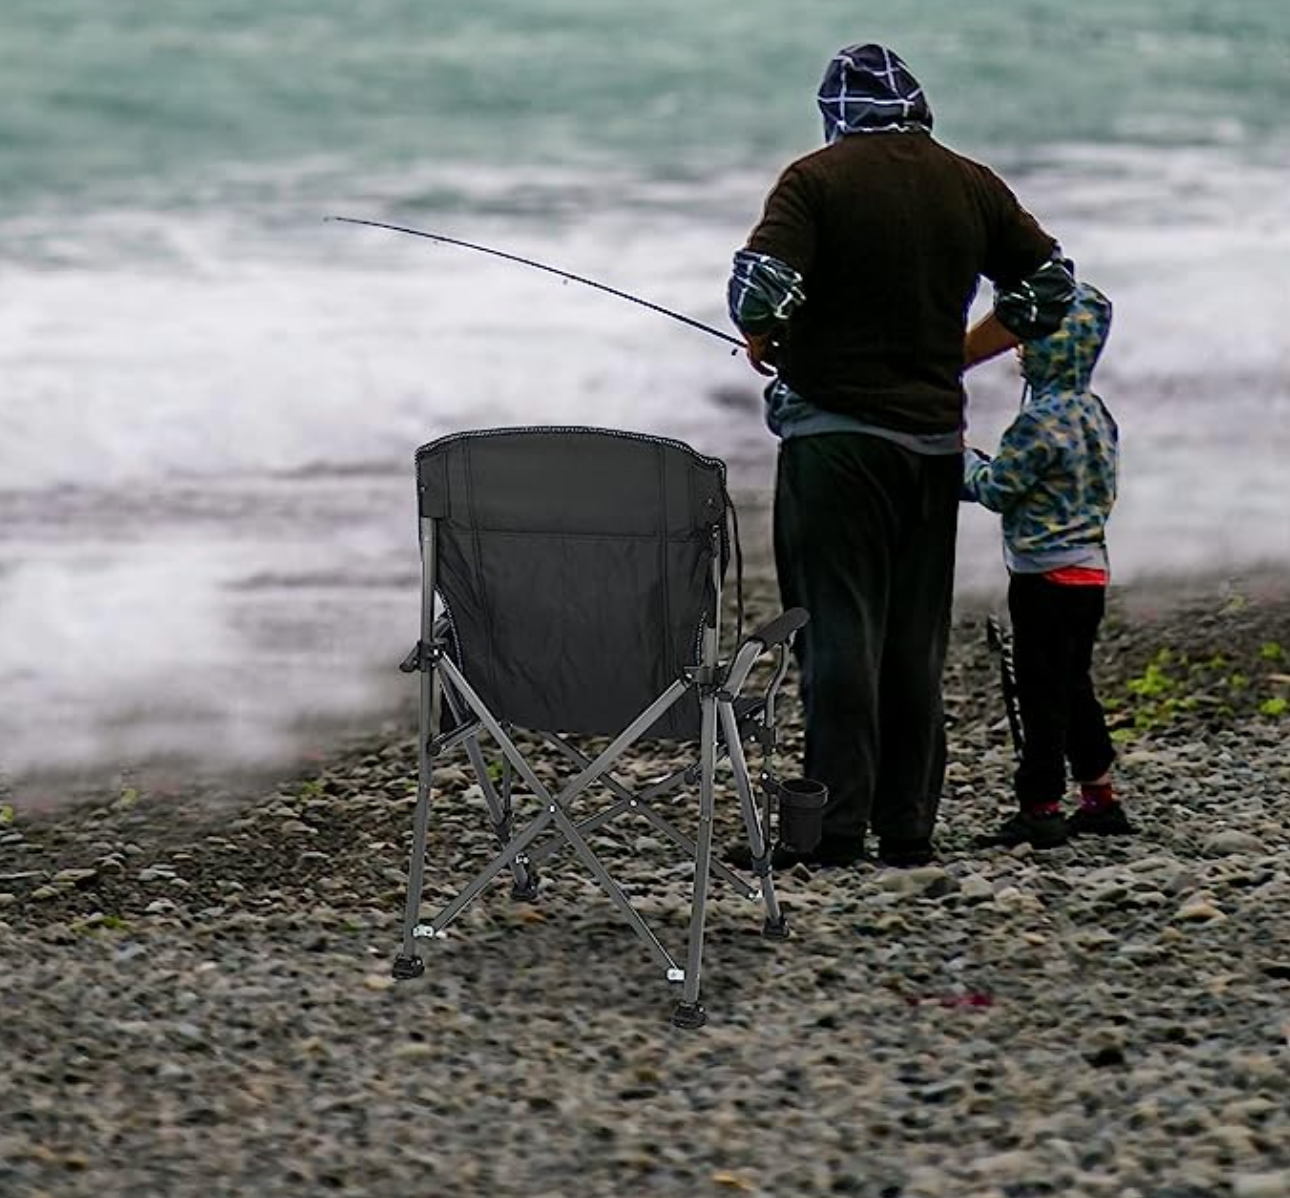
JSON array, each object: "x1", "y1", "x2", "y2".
[
  {"x1": 5, "y1": 0, "x2": 1289, "y2": 1192},
  {"x1": 2, "y1": 567, "x2": 1289, "y2": 1198}
]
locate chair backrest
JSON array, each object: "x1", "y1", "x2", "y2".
[{"x1": 415, "y1": 427, "x2": 730, "y2": 739}]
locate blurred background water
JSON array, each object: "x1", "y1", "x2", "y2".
[{"x1": 2, "y1": 0, "x2": 1288, "y2": 784}]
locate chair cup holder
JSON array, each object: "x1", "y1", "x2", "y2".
[{"x1": 774, "y1": 777, "x2": 828, "y2": 854}]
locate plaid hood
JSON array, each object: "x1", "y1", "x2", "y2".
[
  {"x1": 817, "y1": 44, "x2": 933, "y2": 145},
  {"x1": 1021, "y1": 282, "x2": 1113, "y2": 396}
]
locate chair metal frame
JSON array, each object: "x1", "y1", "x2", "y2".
[{"x1": 391, "y1": 428, "x2": 807, "y2": 1027}]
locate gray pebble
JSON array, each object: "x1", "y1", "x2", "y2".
[
  {"x1": 1203, "y1": 830, "x2": 1267, "y2": 856},
  {"x1": 1233, "y1": 1172, "x2": 1290, "y2": 1198}
]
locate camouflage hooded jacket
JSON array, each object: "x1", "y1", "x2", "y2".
[{"x1": 963, "y1": 283, "x2": 1118, "y2": 573}]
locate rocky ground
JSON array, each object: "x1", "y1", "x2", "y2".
[{"x1": 2, "y1": 573, "x2": 1289, "y2": 1197}]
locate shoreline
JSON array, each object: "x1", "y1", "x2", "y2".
[
  {"x1": 4, "y1": 547, "x2": 1288, "y2": 813},
  {"x1": 2, "y1": 449, "x2": 1286, "y2": 805},
  {"x1": 2, "y1": 555, "x2": 1289, "y2": 1196}
]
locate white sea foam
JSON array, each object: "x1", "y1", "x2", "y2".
[{"x1": 1, "y1": 140, "x2": 1287, "y2": 782}]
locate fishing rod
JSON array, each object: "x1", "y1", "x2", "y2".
[{"x1": 328, "y1": 216, "x2": 744, "y2": 351}]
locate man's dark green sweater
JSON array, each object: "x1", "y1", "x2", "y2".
[{"x1": 743, "y1": 131, "x2": 1059, "y2": 435}]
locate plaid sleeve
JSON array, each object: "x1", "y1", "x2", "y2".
[
  {"x1": 962, "y1": 410, "x2": 1057, "y2": 512},
  {"x1": 994, "y1": 252, "x2": 1077, "y2": 340},
  {"x1": 727, "y1": 250, "x2": 807, "y2": 336}
]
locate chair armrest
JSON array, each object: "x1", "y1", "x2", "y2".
[
  {"x1": 722, "y1": 607, "x2": 808, "y2": 699},
  {"x1": 740, "y1": 607, "x2": 809, "y2": 653}
]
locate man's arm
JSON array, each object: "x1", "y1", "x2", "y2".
[
  {"x1": 728, "y1": 164, "x2": 816, "y2": 374},
  {"x1": 963, "y1": 312, "x2": 1020, "y2": 370},
  {"x1": 966, "y1": 251, "x2": 1077, "y2": 370},
  {"x1": 728, "y1": 250, "x2": 806, "y2": 376}
]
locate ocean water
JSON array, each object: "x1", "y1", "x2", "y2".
[{"x1": 2, "y1": 0, "x2": 1288, "y2": 784}]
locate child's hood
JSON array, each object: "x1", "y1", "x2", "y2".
[{"x1": 1022, "y1": 282, "x2": 1112, "y2": 394}]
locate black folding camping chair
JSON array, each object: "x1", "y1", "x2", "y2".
[{"x1": 391, "y1": 426, "x2": 818, "y2": 1027}]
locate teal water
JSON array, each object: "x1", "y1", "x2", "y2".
[
  {"x1": 1, "y1": 1, "x2": 1287, "y2": 780},
  {"x1": 3, "y1": 0, "x2": 1287, "y2": 214}
]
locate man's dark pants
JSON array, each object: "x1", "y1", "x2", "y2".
[
  {"x1": 772, "y1": 433, "x2": 960, "y2": 846},
  {"x1": 1007, "y1": 572, "x2": 1116, "y2": 806}
]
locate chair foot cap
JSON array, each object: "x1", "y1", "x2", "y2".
[
  {"x1": 671, "y1": 1001, "x2": 708, "y2": 1030},
  {"x1": 762, "y1": 914, "x2": 792, "y2": 941},
  {"x1": 392, "y1": 954, "x2": 425, "y2": 980}
]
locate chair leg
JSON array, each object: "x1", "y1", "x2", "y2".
[
  {"x1": 393, "y1": 666, "x2": 437, "y2": 981},
  {"x1": 393, "y1": 772, "x2": 431, "y2": 980},
  {"x1": 673, "y1": 691, "x2": 718, "y2": 1030},
  {"x1": 464, "y1": 749, "x2": 539, "y2": 900},
  {"x1": 756, "y1": 773, "x2": 790, "y2": 941},
  {"x1": 719, "y1": 702, "x2": 790, "y2": 939},
  {"x1": 445, "y1": 684, "x2": 539, "y2": 899}
]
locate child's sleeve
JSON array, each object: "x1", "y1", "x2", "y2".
[{"x1": 962, "y1": 410, "x2": 1057, "y2": 513}]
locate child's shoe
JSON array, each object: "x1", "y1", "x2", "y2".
[{"x1": 1068, "y1": 781, "x2": 1135, "y2": 836}]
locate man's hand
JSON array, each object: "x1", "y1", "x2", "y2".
[{"x1": 744, "y1": 332, "x2": 778, "y2": 377}]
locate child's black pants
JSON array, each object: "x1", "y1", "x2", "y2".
[{"x1": 1008, "y1": 571, "x2": 1116, "y2": 807}]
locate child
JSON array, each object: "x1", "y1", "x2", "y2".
[{"x1": 963, "y1": 281, "x2": 1134, "y2": 848}]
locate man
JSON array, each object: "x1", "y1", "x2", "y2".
[{"x1": 727, "y1": 43, "x2": 1076, "y2": 869}]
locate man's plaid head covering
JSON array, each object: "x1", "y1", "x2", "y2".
[{"x1": 817, "y1": 44, "x2": 933, "y2": 144}]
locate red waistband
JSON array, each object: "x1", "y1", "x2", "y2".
[{"x1": 1043, "y1": 566, "x2": 1109, "y2": 586}]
